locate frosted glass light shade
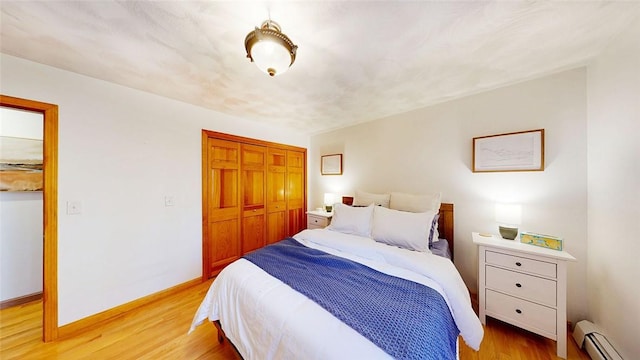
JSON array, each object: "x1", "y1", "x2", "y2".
[
  {"x1": 251, "y1": 40, "x2": 292, "y2": 77},
  {"x1": 244, "y1": 20, "x2": 298, "y2": 77}
]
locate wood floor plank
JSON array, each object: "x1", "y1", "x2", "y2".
[{"x1": 0, "y1": 279, "x2": 590, "y2": 359}]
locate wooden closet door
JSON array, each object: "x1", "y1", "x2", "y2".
[
  {"x1": 266, "y1": 147, "x2": 287, "y2": 244},
  {"x1": 204, "y1": 138, "x2": 240, "y2": 277},
  {"x1": 287, "y1": 150, "x2": 306, "y2": 236},
  {"x1": 241, "y1": 144, "x2": 266, "y2": 253},
  {"x1": 202, "y1": 130, "x2": 307, "y2": 277}
]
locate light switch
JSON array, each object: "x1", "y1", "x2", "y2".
[
  {"x1": 67, "y1": 201, "x2": 82, "y2": 215},
  {"x1": 164, "y1": 196, "x2": 175, "y2": 206}
]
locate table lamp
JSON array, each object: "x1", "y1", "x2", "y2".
[
  {"x1": 495, "y1": 203, "x2": 522, "y2": 240},
  {"x1": 324, "y1": 193, "x2": 335, "y2": 212}
]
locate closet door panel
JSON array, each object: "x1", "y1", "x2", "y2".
[
  {"x1": 241, "y1": 144, "x2": 266, "y2": 253},
  {"x1": 242, "y1": 209, "x2": 265, "y2": 253},
  {"x1": 287, "y1": 150, "x2": 306, "y2": 236},
  {"x1": 209, "y1": 219, "x2": 240, "y2": 270},
  {"x1": 267, "y1": 148, "x2": 286, "y2": 211},
  {"x1": 267, "y1": 148, "x2": 287, "y2": 243},
  {"x1": 209, "y1": 168, "x2": 238, "y2": 218},
  {"x1": 267, "y1": 211, "x2": 286, "y2": 245},
  {"x1": 205, "y1": 138, "x2": 240, "y2": 277}
]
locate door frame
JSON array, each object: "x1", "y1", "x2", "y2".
[{"x1": 1, "y1": 95, "x2": 59, "y2": 342}]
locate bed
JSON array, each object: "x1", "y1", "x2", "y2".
[{"x1": 190, "y1": 193, "x2": 483, "y2": 359}]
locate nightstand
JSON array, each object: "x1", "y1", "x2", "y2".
[
  {"x1": 306, "y1": 210, "x2": 332, "y2": 229},
  {"x1": 472, "y1": 232, "x2": 576, "y2": 359}
]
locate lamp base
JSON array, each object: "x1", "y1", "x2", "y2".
[
  {"x1": 325, "y1": 205, "x2": 333, "y2": 212},
  {"x1": 499, "y1": 226, "x2": 518, "y2": 240}
]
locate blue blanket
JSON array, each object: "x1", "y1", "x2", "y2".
[{"x1": 243, "y1": 238, "x2": 459, "y2": 360}]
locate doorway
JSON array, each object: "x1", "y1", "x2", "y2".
[
  {"x1": 0, "y1": 107, "x2": 43, "y2": 307},
  {"x1": 0, "y1": 95, "x2": 58, "y2": 342}
]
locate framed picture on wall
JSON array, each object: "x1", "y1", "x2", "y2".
[
  {"x1": 473, "y1": 129, "x2": 544, "y2": 172},
  {"x1": 321, "y1": 154, "x2": 342, "y2": 175}
]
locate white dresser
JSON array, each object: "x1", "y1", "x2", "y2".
[
  {"x1": 306, "y1": 210, "x2": 332, "y2": 229},
  {"x1": 472, "y1": 232, "x2": 576, "y2": 359}
]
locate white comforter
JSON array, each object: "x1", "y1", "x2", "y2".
[{"x1": 189, "y1": 229, "x2": 483, "y2": 359}]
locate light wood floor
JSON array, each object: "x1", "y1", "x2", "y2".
[{"x1": 1, "y1": 279, "x2": 589, "y2": 359}]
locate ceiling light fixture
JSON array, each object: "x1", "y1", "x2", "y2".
[{"x1": 244, "y1": 20, "x2": 298, "y2": 77}]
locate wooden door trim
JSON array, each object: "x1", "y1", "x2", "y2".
[
  {"x1": 202, "y1": 130, "x2": 306, "y2": 153},
  {"x1": 201, "y1": 131, "x2": 210, "y2": 281},
  {"x1": 1, "y1": 95, "x2": 59, "y2": 342}
]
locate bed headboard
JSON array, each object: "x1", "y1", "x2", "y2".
[{"x1": 341, "y1": 196, "x2": 455, "y2": 261}]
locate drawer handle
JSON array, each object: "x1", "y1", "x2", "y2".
[
  {"x1": 515, "y1": 262, "x2": 522, "y2": 266},
  {"x1": 515, "y1": 283, "x2": 522, "y2": 288},
  {"x1": 515, "y1": 309, "x2": 522, "y2": 314}
]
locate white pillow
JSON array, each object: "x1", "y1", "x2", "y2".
[
  {"x1": 371, "y1": 206, "x2": 437, "y2": 252},
  {"x1": 430, "y1": 215, "x2": 440, "y2": 244},
  {"x1": 389, "y1": 192, "x2": 441, "y2": 213},
  {"x1": 432, "y1": 228, "x2": 440, "y2": 243},
  {"x1": 353, "y1": 190, "x2": 390, "y2": 208},
  {"x1": 326, "y1": 203, "x2": 374, "y2": 237}
]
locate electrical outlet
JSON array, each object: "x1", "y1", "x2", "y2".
[{"x1": 66, "y1": 201, "x2": 82, "y2": 215}]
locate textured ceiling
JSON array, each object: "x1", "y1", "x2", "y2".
[{"x1": 1, "y1": 1, "x2": 639, "y2": 134}]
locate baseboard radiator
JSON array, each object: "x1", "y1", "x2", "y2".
[{"x1": 573, "y1": 320, "x2": 623, "y2": 360}]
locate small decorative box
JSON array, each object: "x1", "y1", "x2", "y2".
[{"x1": 520, "y1": 231, "x2": 563, "y2": 251}]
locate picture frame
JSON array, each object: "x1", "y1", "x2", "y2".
[
  {"x1": 321, "y1": 154, "x2": 342, "y2": 175},
  {"x1": 0, "y1": 136, "x2": 43, "y2": 191},
  {"x1": 473, "y1": 129, "x2": 544, "y2": 172},
  {"x1": 1, "y1": 106, "x2": 44, "y2": 191}
]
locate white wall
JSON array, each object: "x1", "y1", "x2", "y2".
[
  {"x1": 0, "y1": 107, "x2": 43, "y2": 302},
  {"x1": 586, "y1": 19, "x2": 640, "y2": 359},
  {"x1": 310, "y1": 68, "x2": 589, "y2": 324},
  {"x1": 0, "y1": 54, "x2": 309, "y2": 326},
  {"x1": 0, "y1": 107, "x2": 44, "y2": 139},
  {"x1": 0, "y1": 191, "x2": 43, "y2": 301}
]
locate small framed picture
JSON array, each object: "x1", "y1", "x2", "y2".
[
  {"x1": 473, "y1": 129, "x2": 544, "y2": 172},
  {"x1": 321, "y1": 154, "x2": 342, "y2": 175}
]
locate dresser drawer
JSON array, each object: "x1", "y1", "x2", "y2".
[
  {"x1": 307, "y1": 215, "x2": 330, "y2": 229},
  {"x1": 486, "y1": 250, "x2": 557, "y2": 278},
  {"x1": 486, "y1": 289, "x2": 557, "y2": 336},
  {"x1": 486, "y1": 265, "x2": 557, "y2": 306}
]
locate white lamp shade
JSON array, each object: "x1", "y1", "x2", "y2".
[
  {"x1": 250, "y1": 40, "x2": 292, "y2": 77},
  {"x1": 495, "y1": 203, "x2": 522, "y2": 226},
  {"x1": 324, "y1": 193, "x2": 335, "y2": 206}
]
